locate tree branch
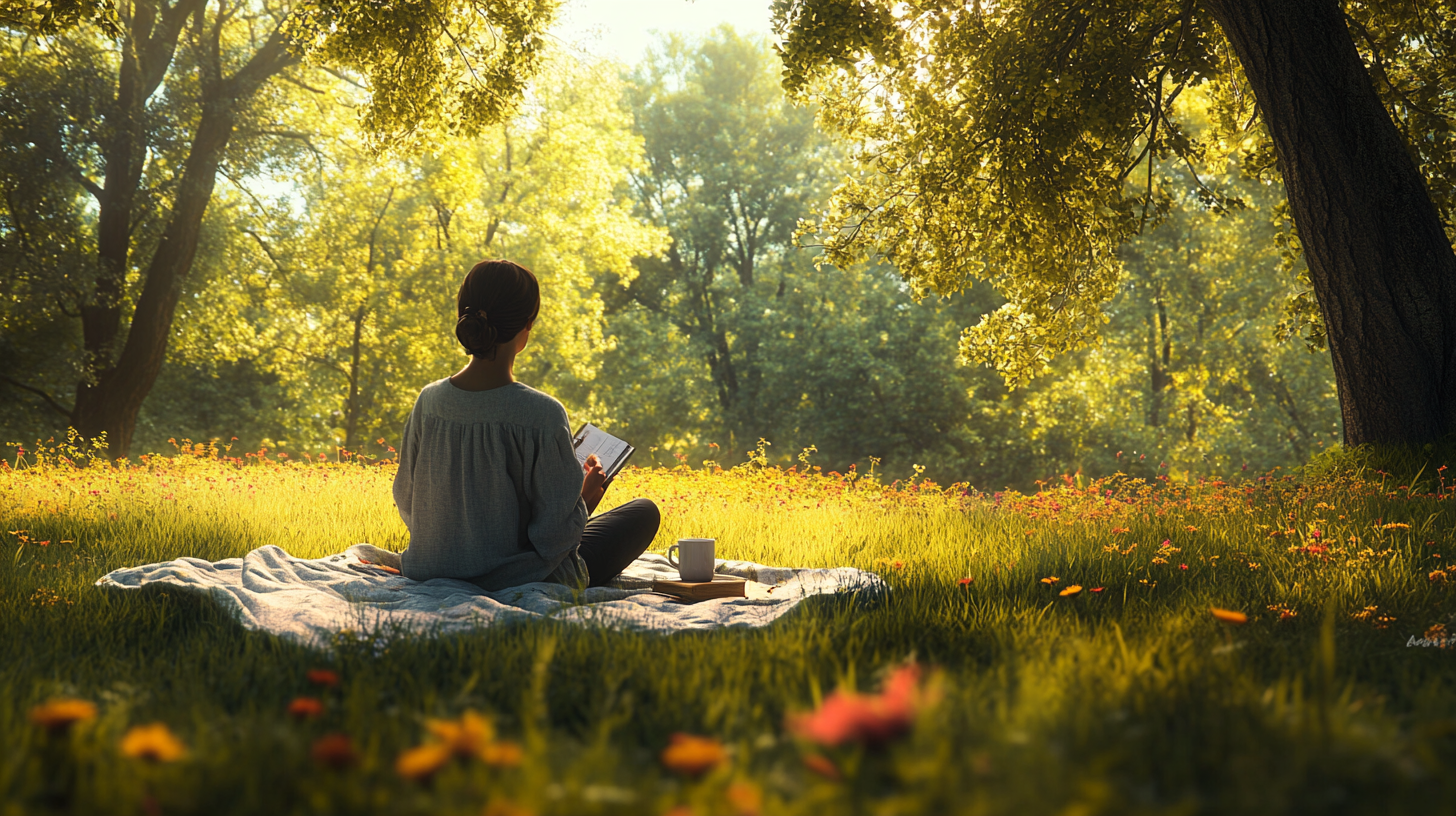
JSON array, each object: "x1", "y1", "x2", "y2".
[{"x1": 0, "y1": 375, "x2": 74, "y2": 417}]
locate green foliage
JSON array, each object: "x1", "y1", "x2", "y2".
[
  {"x1": 0, "y1": 0, "x2": 119, "y2": 37},
  {"x1": 771, "y1": 0, "x2": 1456, "y2": 384},
  {"x1": 285, "y1": 0, "x2": 560, "y2": 147}
]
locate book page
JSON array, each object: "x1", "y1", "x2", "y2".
[{"x1": 572, "y1": 423, "x2": 631, "y2": 476}]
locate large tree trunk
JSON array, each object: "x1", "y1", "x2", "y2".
[
  {"x1": 1204, "y1": 0, "x2": 1456, "y2": 446},
  {"x1": 70, "y1": 23, "x2": 295, "y2": 459}
]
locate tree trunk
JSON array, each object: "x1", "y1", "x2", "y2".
[
  {"x1": 70, "y1": 24, "x2": 296, "y2": 459},
  {"x1": 1205, "y1": 0, "x2": 1456, "y2": 446}
]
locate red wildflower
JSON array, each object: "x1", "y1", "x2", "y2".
[
  {"x1": 288, "y1": 697, "x2": 324, "y2": 720},
  {"x1": 787, "y1": 664, "x2": 923, "y2": 748},
  {"x1": 307, "y1": 669, "x2": 341, "y2": 688},
  {"x1": 311, "y1": 733, "x2": 358, "y2": 769}
]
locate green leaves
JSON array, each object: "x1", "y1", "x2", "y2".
[{"x1": 285, "y1": 0, "x2": 559, "y2": 147}]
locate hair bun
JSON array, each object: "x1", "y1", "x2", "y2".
[{"x1": 455, "y1": 310, "x2": 498, "y2": 356}]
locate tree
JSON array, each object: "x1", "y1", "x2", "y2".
[
  {"x1": 772, "y1": 0, "x2": 1456, "y2": 447},
  {"x1": 609, "y1": 28, "x2": 838, "y2": 453},
  {"x1": 0, "y1": 0, "x2": 557, "y2": 457},
  {"x1": 177, "y1": 53, "x2": 663, "y2": 452}
]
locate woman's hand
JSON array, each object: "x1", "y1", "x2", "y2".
[{"x1": 581, "y1": 454, "x2": 608, "y2": 513}]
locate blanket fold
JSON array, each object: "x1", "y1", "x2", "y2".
[{"x1": 95, "y1": 545, "x2": 884, "y2": 648}]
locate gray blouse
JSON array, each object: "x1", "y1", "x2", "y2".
[{"x1": 392, "y1": 379, "x2": 589, "y2": 590}]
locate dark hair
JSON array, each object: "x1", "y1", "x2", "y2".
[{"x1": 455, "y1": 259, "x2": 541, "y2": 359}]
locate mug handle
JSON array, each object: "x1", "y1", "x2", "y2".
[{"x1": 666, "y1": 544, "x2": 680, "y2": 568}]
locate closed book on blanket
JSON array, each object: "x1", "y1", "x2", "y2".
[{"x1": 651, "y1": 576, "x2": 746, "y2": 602}]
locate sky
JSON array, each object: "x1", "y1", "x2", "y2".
[{"x1": 550, "y1": 0, "x2": 774, "y2": 64}]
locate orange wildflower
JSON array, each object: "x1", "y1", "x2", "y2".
[
  {"x1": 306, "y1": 669, "x2": 341, "y2": 688},
  {"x1": 802, "y1": 753, "x2": 841, "y2": 780},
  {"x1": 1039, "y1": 576, "x2": 1059, "y2": 585},
  {"x1": 120, "y1": 723, "x2": 187, "y2": 763},
  {"x1": 29, "y1": 698, "x2": 97, "y2": 732},
  {"x1": 288, "y1": 697, "x2": 325, "y2": 720},
  {"x1": 395, "y1": 743, "x2": 452, "y2": 782},
  {"x1": 659, "y1": 733, "x2": 727, "y2": 777},
  {"x1": 311, "y1": 733, "x2": 358, "y2": 769},
  {"x1": 479, "y1": 740, "x2": 524, "y2": 767},
  {"x1": 1058, "y1": 585, "x2": 1082, "y2": 597},
  {"x1": 1430, "y1": 570, "x2": 1448, "y2": 584},
  {"x1": 727, "y1": 781, "x2": 763, "y2": 816},
  {"x1": 1210, "y1": 607, "x2": 1248, "y2": 625},
  {"x1": 483, "y1": 800, "x2": 534, "y2": 816},
  {"x1": 426, "y1": 710, "x2": 495, "y2": 756}
]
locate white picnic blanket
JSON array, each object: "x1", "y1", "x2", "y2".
[{"x1": 95, "y1": 544, "x2": 884, "y2": 649}]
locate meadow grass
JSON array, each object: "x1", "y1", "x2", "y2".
[{"x1": 2, "y1": 443, "x2": 1455, "y2": 815}]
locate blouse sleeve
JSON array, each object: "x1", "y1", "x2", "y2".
[
  {"x1": 524, "y1": 417, "x2": 589, "y2": 564},
  {"x1": 391, "y1": 398, "x2": 423, "y2": 530}
]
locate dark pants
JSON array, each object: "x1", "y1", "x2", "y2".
[{"x1": 579, "y1": 498, "x2": 660, "y2": 587}]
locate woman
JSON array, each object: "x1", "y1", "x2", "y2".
[{"x1": 391, "y1": 259, "x2": 660, "y2": 590}]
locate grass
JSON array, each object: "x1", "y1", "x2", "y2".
[{"x1": 2, "y1": 440, "x2": 1455, "y2": 815}]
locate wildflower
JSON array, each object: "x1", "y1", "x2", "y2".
[
  {"x1": 29, "y1": 698, "x2": 97, "y2": 732},
  {"x1": 1111, "y1": 527, "x2": 1130, "y2": 534},
  {"x1": 1184, "y1": 526, "x2": 1199, "y2": 532},
  {"x1": 957, "y1": 577, "x2": 973, "y2": 587},
  {"x1": 479, "y1": 740, "x2": 524, "y2": 767},
  {"x1": 1430, "y1": 570, "x2": 1448, "y2": 584},
  {"x1": 1179, "y1": 564, "x2": 1189, "y2": 571},
  {"x1": 306, "y1": 669, "x2": 340, "y2": 688},
  {"x1": 288, "y1": 697, "x2": 325, "y2": 720},
  {"x1": 788, "y1": 665, "x2": 924, "y2": 748},
  {"x1": 1090, "y1": 587, "x2": 1105, "y2": 593},
  {"x1": 483, "y1": 800, "x2": 534, "y2": 816},
  {"x1": 120, "y1": 723, "x2": 187, "y2": 763},
  {"x1": 1059, "y1": 585, "x2": 1082, "y2": 597},
  {"x1": 396, "y1": 743, "x2": 452, "y2": 782},
  {"x1": 1267, "y1": 604, "x2": 1297, "y2": 621},
  {"x1": 1381, "y1": 522, "x2": 1411, "y2": 530},
  {"x1": 727, "y1": 781, "x2": 763, "y2": 816},
  {"x1": 803, "y1": 753, "x2": 841, "y2": 780},
  {"x1": 1210, "y1": 607, "x2": 1248, "y2": 625},
  {"x1": 1039, "y1": 576, "x2": 1059, "y2": 585},
  {"x1": 659, "y1": 733, "x2": 727, "y2": 777},
  {"x1": 427, "y1": 710, "x2": 495, "y2": 756},
  {"x1": 311, "y1": 733, "x2": 358, "y2": 769}
]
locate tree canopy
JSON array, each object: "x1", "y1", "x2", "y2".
[{"x1": 771, "y1": 0, "x2": 1456, "y2": 445}]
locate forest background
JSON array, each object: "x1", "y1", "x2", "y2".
[{"x1": 0, "y1": 25, "x2": 1340, "y2": 491}]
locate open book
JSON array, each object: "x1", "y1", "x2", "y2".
[{"x1": 571, "y1": 423, "x2": 635, "y2": 480}]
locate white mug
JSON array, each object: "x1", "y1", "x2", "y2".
[{"x1": 667, "y1": 538, "x2": 715, "y2": 583}]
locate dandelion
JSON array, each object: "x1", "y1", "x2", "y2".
[
  {"x1": 311, "y1": 733, "x2": 358, "y2": 769},
  {"x1": 120, "y1": 723, "x2": 187, "y2": 763},
  {"x1": 306, "y1": 669, "x2": 340, "y2": 688},
  {"x1": 396, "y1": 743, "x2": 452, "y2": 782},
  {"x1": 29, "y1": 698, "x2": 97, "y2": 732},
  {"x1": 288, "y1": 697, "x2": 324, "y2": 720},
  {"x1": 1059, "y1": 585, "x2": 1082, "y2": 597},
  {"x1": 659, "y1": 733, "x2": 727, "y2": 777},
  {"x1": 1210, "y1": 607, "x2": 1248, "y2": 625}
]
